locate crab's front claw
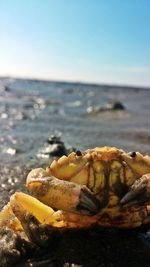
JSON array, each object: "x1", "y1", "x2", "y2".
[
  {"x1": 9, "y1": 192, "x2": 65, "y2": 246},
  {"x1": 10, "y1": 192, "x2": 66, "y2": 227},
  {"x1": 77, "y1": 186, "x2": 101, "y2": 215},
  {"x1": 120, "y1": 173, "x2": 150, "y2": 206},
  {"x1": 27, "y1": 168, "x2": 100, "y2": 215}
]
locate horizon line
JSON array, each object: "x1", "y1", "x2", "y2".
[{"x1": 0, "y1": 74, "x2": 150, "y2": 90}]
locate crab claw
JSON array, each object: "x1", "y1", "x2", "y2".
[
  {"x1": 77, "y1": 186, "x2": 101, "y2": 215},
  {"x1": 27, "y1": 168, "x2": 100, "y2": 215},
  {"x1": 120, "y1": 174, "x2": 150, "y2": 206},
  {"x1": 0, "y1": 192, "x2": 99, "y2": 247},
  {"x1": 10, "y1": 192, "x2": 65, "y2": 228},
  {"x1": 8, "y1": 192, "x2": 66, "y2": 246}
]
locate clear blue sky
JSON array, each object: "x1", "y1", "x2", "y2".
[{"x1": 0, "y1": 0, "x2": 150, "y2": 86}]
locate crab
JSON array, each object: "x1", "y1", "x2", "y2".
[{"x1": 0, "y1": 146, "x2": 150, "y2": 249}]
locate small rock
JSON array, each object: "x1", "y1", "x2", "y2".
[
  {"x1": 106, "y1": 101, "x2": 125, "y2": 110},
  {"x1": 38, "y1": 135, "x2": 76, "y2": 159},
  {"x1": 87, "y1": 101, "x2": 125, "y2": 115}
]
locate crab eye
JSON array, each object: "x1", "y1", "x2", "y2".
[
  {"x1": 76, "y1": 150, "x2": 82, "y2": 156},
  {"x1": 130, "y1": 152, "x2": 137, "y2": 158}
]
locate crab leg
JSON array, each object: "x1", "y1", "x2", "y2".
[{"x1": 26, "y1": 168, "x2": 100, "y2": 215}]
